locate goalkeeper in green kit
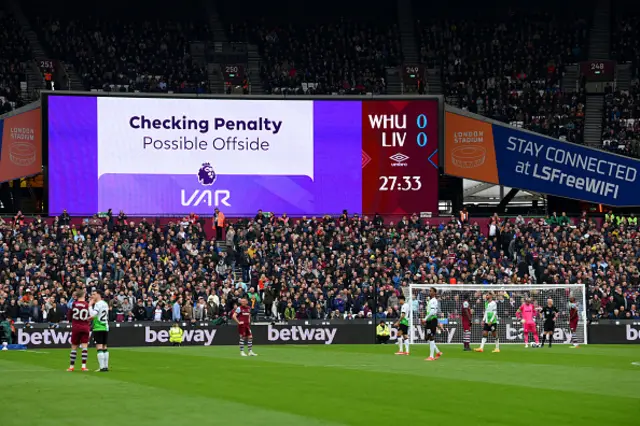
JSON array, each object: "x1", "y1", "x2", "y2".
[{"x1": 90, "y1": 291, "x2": 110, "y2": 372}]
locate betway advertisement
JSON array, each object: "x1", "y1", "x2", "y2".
[
  {"x1": 588, "y1": 323, "x2": 640, "y2": 344},
  {"x1": 397, "y1": 319, "x2": 585, "y2": 345},
  {"x1": 14, "y1": 324, "x2": 373, "y2": 348},
  {"x1": 46, "y1": 95, "x2": 440, "y2": 216},
  {"x1": 15, "y1": 320, "x2": 626, "y2": 349},
  {"x1": 444, "y1": 110, "x2": 640, "y2": 206}
]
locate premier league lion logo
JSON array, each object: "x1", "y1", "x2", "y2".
[{"x1": 197, "y1": 162, "x2": 216, "y2": 186}]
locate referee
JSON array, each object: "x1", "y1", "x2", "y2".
[{"x1": 540, "y1": 298, "x2": 559, "y2": 348}]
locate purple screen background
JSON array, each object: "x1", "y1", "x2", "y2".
[{"x1": 47, "y1": 96, "x2": 362, "y2": 216}]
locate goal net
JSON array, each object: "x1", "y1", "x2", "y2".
[{"x1": 405, "y1": 284, "x2": 587, "y2": 345}]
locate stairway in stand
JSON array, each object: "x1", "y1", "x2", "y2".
[
  {"x1": 396, "y1": 0, "x2": 419, "y2": 63},
  {"x1": 7, "y1": 0, "x2": 84, "y2": 92},
  {"x1": 582, "y1": 0, "x2": 611, "y2": 147},
  {"x1": 385, "y1": 67, "x2": 403, "y2": 94}
]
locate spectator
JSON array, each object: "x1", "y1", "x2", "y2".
[
  {"x1": 214, "y1": 208, "x2": 225, "y2": 241},
  {"x1": 133, "y1": 300, "x2": 147, "y2": 321},
  {"x1": 194, "y1": 297, "x2": 208, "y2": 321},
  {"x1": 172, "y1": 298, "x2": 182, "y2": 322},
  {"x1": 284, "y1": 302, "x2": 296, "y2": 320},
  {"x1": 263, "y1": 285, "x2": 276, "y2": 319},
  {"x1": 182, "y1": 298, "x2": 194, "y2": 323}
]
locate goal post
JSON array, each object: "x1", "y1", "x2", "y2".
[{"x1": 405, "y1": 284, "x2": 588, "y2": 345}]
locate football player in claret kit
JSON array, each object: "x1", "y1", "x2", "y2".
[
  {"x1": 568, "y1": 296, "x2": 580, "y2": 348},
  {"x1": 461, "y1": 296, "x2": 473, "y2": 351},
  {"x1": 233, "y1": 297, "x2": 257, "y2": 357},
  {"x1": 540, "y1": 298, "x2": 559, "y2": 348},
  {"x1": 67, "y1": 289, "x2": 92, "y2": 372},
  {"x1": 394, "y1": 295, "x2": 411, "y2": 355}
]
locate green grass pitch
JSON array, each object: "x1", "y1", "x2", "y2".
[{"x1": 1, "y1": 344, "x2": 638, "y2": 425}]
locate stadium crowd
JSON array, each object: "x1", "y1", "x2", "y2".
[
  {"x1": 421, "y1": 10, "x2": 588, "y2": 144},
  {"x1": 30, "y1": 1, "x2": 210, "y2": 93},
  {"x1": 222, "y1": 1, "x2": 401, "y2": 95},
  {"x1": 604, "y1": 9, "x2": 640, "y2": 157},
  {"x1": 602, "y1": 83, "x2": 640, "y2": 158},
  {"x1": 0, "y1": 209, "x2": 638, "y2": 325},
  {"x1": 0, "y1": 9, "x2": 31, "y2": 113}
]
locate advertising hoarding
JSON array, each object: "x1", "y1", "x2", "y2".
[
  {"x1": 0, "y1": 107, "x2": 41, "y2": 182},
  {"x1": 13, "y1": 319, "x2": 601, "y2": 349},
  {"x1": 14, "y1": 323, "x2": 375, "y2": 348},
  {"x1": 444, "y1": 110, "x2": 640, "y2": 206},
  {"x1": 589, "y1": 323, "x2": 640, "y2": 344},
  {"x1": 46, "y1": 95, "x2": 440, "y2": 216}
]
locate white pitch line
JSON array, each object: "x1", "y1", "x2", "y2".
[
  {"x1": 305, "y1": 364, "x2": 375, "y2": 368},
  {"x1": 632, "y1": 362, "x2": 640, "y2": 367}
]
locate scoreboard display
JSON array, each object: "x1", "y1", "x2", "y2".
[
  {"x1": 362, "y1": 100, "x2": 440, "y2": 215},
  {"x1": 45, "y1": 94, "x2": 441, "y2": 216}
]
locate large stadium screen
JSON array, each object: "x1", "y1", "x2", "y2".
[{"x1": 45, "y1": 95, "x2": 440, "y2": 216}]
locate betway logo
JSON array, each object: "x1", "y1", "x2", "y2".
[
  {"x1": 506, "y1": 324, "x2": 571, "y2": 343},
  {"x1": 627, "y1": 325, "x2": 640, "y2": 341},
  {"x1": 267, "y1": 325, "x2": 336, "y2": 344},
  {"x1": 145, "y1": 327, "x2": 216, "y2": 346},
  {"x1": 17, "y1": 329, "x2": 71, "y2": 346},
  {"x1": 389, "y1": 325, "x2": 457, "y2": 344}
]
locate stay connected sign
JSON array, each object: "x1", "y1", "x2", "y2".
[{"x1": 445, "y1": 111, "x2": 640, "y2": 206}]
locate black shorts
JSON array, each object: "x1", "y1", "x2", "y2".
[
  {"x1": 398, "y1": 324, "x2": 409, "y2": 335},
  {"x1": 425, "y1": 318, "x2": 438, "y2": 339},
  {"x1": 483, "y1": 323, "x2": 497, "y2": 333},
  {"x1": 544, "y1": 322, "x2": 555, "y2": 333},
  {"x1": 93, "y1": 331, "x2": 109, "y2": 345}
]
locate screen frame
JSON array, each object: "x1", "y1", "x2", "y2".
[{"x1": 41, "y1": 92, "x2": 444, "y2": 217}]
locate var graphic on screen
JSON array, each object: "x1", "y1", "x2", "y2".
[{"x1": 46, "y1": 96, "x2": 439, "y2": 216}]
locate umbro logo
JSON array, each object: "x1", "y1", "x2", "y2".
[{"x1": 390, "y1": 153, "x2": 409, "y2": 166}]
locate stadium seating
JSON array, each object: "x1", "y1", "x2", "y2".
[
  {"x1": 611, "y1": 13, "x2": 639, "y2": 78},
  {"x1": 1, "y1": 211, "x2": 638, "y2": 323},
  {"x1": 220, "y1": 1, "x2": 402, "y2": 94},
  {"x1": 0, "y1": 9, "x2": 31, "y2": 112},
  {"x1": 601, "y1": 83, "x2": 640, "y2": 158},
  {"x1": 28, "y1": 0, "x2": 210, "y2": 93},
  {"x1": 417, "y1": 6, "x2": 588, "y2": 143},
  {"x1": 607, "y1": 8, "x2": 640, "y2": 157}
]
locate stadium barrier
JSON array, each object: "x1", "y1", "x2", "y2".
[
  {"x1": 13, "y1": 319, "x2": 638, "y2": 348},
  {"x1": 588, "y1": 322, "x2": 640, "y2": 344},
  {"x1": 13, "y1": 323, "x2": 376, "y2": 349}
]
